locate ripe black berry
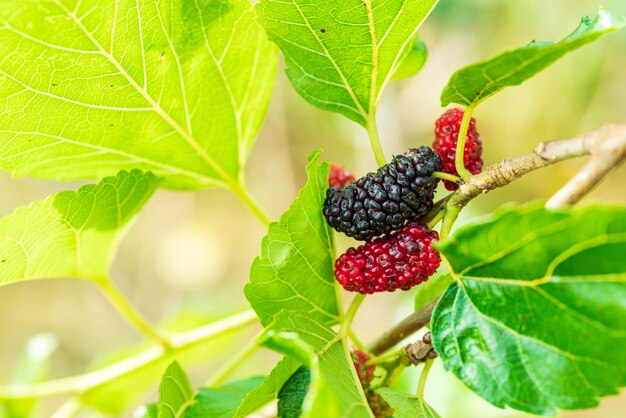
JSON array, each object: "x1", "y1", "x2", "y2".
[
  {"x1": 433, "y1": 108, "x2": 483, "y2": 190},
  {"x1": 334, "y1": 222, "x2": 441, "y2": 294},
  {"x1": 323, "y1": 147, "x2": 441, "y2": 241}
]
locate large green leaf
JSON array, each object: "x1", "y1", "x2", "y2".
[
  {"x1": 245, "y1": 151, "x2": 340, "y2": 326},
  {"x1": 376, "y1": 388, "x2": 440, "y2": 418},
  {"x1": 256, "y1": 0, "x2": 438, "y2": 126},
  {"x1": 260, "y1": 311, "x2": 373, "y2": 418},
  {"x1": 233, "y1": 357, "x2": 300, "y2": 418},
  {"x1": 277, "y1": 366, "x2": 310, "y2": 418},
  {"x1": 0, "y1": 170, "x2": 157, "y2": 285},
  {"x1": 158, "y1": 361, "x2": 194, "y2": 418},
  {"x1": 431, "y1": 203, "x2": 626, "y2": 415},
  {"x1": 441, "y1": 10, "x2": 625, "y2": 107},
  {"x1": 185, "y1": 377, "x2": 265, "y2": 418},
  {"x1": 0, "y1": 0, "x2": 276, "y2": 190}
]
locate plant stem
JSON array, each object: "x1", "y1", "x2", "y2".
[
  {"x1": 433, "y1": 171, "x2": 461, "y2": 183},
  {"x1": 364, "y1": 348, "x2": 403, "y2": 366},
  {"x1": 454, "y1": 104, "x2": 477, "y2": 180},
  {"x1": 0, "y1": 310, "x2": 258, "y2": 399},
  {"x1": 205, "y1": 331, "x2": 261, "y2": 387},
  {"x1": 417, "y1": 358, "x2": 434, "y2": 400},
  {"x1": 230, "y1": 181, "x2": 272, "y2": 227},
  {"x1": 349, "y1": 329, "x2": 367, "y2": 352},
  {"x1": 367, "y1": 116, "x2": 387, "y2": 167},
  {"x1": 385, "y1": 363, "x2": 406, "y2": 387},
  {"x1": 440, "y1": 201, "x2": 461, "y2": 240},
  {"x1": 96, "y1": 278, "x2": 170, "y2": 346},
  {"x1": 340, "y1": 294, "x2": 366, "y2": 340},
  {"x1": 369, "y1": 298, "x2": 438, "y2": 355}
]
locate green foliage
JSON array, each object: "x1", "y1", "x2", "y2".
[
  {"x1": 278, "y1": 366, "x2": 310, "y2": 418},
  {"x1": 1, "y1": 334, "x2": 58, "y2": 418},
  {"x1": 392, "y1": 37, "x2": 428, "y2": 81},
  {"x1": 0, "y1": 170, "x2": 157, "y2": 285},
  {"x1": 234, "y1": 357, "x2": 300, "y2": 418},
  {"x1": 432, "y1": 203, "x2": 626, "y2": 415},
  {"x1": 256, "y1": 0, "x2": 438, "y2": 126},
  {"x1": 260, "y1": 311, "x2": 373, "y2": 417},
  {"x1": 0, "y1": 0, "x2": 276, "y2": 190},
  {"x1": 158, "y1": 361, "x2": 194, "y2": 418},
  {"x1": 376, "y1": 388, "x2": 441, "y2": 418},
  {"x1": 441, "y1": 9, "x2": 625, "y2": 107},
  {"x1": 245, "y1": 151, "x2": 340, "y2": 326},
  {"x1": 185, "y1": 377, "x2": 265, "y2": 418}
]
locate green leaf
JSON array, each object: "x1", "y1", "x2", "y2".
[
  {"x1": 245, "y1": 151, "x2": 340, "y2": 326},
  {"x1": 441, "y1": 9, "x2": 625, "y2": 107},
  {"x1": 233, "y1": 356, "x2": 301, "y2": 418},
  {"x1": 0, "y1": 170, "x2": 157, "y2": 285},
  {"x1": 185, "y1": 377, "x2": 265, "y2": 418},
  {"x1": 0, "y1": 0, "x2": 276, "y2": 190},
  {"x1": 277, "y1": 366, "x2": 310, "y2": 418},
  {"x1": 391, "y1": 37, "x2": 428, "y2": 81},
  {"x1": 414, "y1": 274, "x2": 452, "y2": 313},
  {"x1": 256, "y1": 0, "x2": 439, "y2": 126},
  {"x1": 138, "y1": 404, "x2": 158, "y2": 418},
  {"x1": 260, "y1": 311, "x2": 373, "y2": 418},
  {"x1": 376, "y1": 388, "x2": 441, "y2": 418},
  {"x1": 2, "y1": 333, "x2": 59, "y2": 418},
  {"x1": 431, "y1": 203, "x2": 626, "y2": 415},
  {"x1": 158, "y1": 361, "x2": 194, "y2": 418}
]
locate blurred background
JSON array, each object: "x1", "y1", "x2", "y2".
[{"x1": 0, "y1": 0, "x2": 625, "y2": 416}]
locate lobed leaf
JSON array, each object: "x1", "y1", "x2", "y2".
[
  {"x1": 256, "y1": 0, "x2": 438, "y2": 126},
  {"x1": 0, "y1": 170, "x2": 157, "y2": 286},
  {"x1": 0, "y1": 0, "x2": 276, "y2": 189},
  {"x1": 441, "y1": 10, "x2": 625, "y2": 107},
  {"x1": 260, "y1": 311, "x2": 374, "y2": 418},
  {"x1": 245, "y1": 151, "x2": 340, "y2": 326},
  {"x1": 376, "y1": 388, "x2": 441, "y2": 418},
  {"x1": 158, "y1": 361, "x2": 194, "y2": 418},
  {"x1": 432, "y1": 203, "x2": 626, "y2": 415}
]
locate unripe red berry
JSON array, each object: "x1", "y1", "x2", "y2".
[
  {"x1": 433, "y1": 108, "x2": 483, "y2": 190},
  {"x1": 328, "y1": 163, "x2": 356, "y2": 188},
  {"x1": 334, "y1": 222, "x2": 441, "y2": 294}
]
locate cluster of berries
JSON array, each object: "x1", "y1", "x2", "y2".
[
  {"x1": 324, "y1": 108, "x2": 483, "y2": 294},
  {"x1": 351, "y1": 350, "x2": 394, "y2": 418}
]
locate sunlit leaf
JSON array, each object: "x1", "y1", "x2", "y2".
[
  {"x1": 245, "y1": 151, "x2": 340, "y2": 326},
  {"x1": 0, "y1": 170, "x2": 157, "y2": 285},
  {"x1": 257, "y1": 0, "x2": 438, "y2": 126},
  {"x1": 0, "y1": 0, "x2": 276, "y2": 189},
  {"x1": 441, "y1": 10, "x2": 625, "y2": 107},
  {"x1": 158, "y1": 361, "x2": 193, "y2": 418},
  {"x1": 376, "y1": 388, "x2": 440, "y2": 418},
  {"x1": 260, "y1": 311, "x2": 373, "y2": 418},
  {"x1": 432, "y1": 203, "x2": 626, "y2": 415}
]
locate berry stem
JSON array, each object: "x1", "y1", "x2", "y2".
[
  {"x1": 340, "y1": 293, "x2": 366, "y2": 340},
  {"x1": 364, "y1": 348, "x2": 403, "y2": 366},
  {"x1": 440, "y1": 199, "x2": 462, "y2": 240},
  {"x1": 205, "y1": 330, "x2": 261, "y2": 387},
  {"x1": 96, "y1": 278, "x2": 171, "y2": 347},
  {"x1": 416, "y1": 358, "x2": 434, "y2": 400},
  {"x1": 433, "y1": 171, "x2": 462, "y2": 183},
  {"x1": 385, "y1": 362, "x2": 407, "y2": 387},
  {"x1": 367, "y1": 115, "x2": 388, "y2": 167},
  {"x1": 349, "y1": 329, "x2": 367, "y2": 352},
  {"x1": 454, "y1": 103, "x2": 477, "y2": 180},
  {"x1": 230, "y1": 181, "x2": 272, "y2": 227}
]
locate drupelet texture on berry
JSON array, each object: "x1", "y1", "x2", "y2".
[
  {"x1": 334, "y1": 222, "x2": 441, "y2": 294},
  {"x1": 329, "y1": 163, "x2": 356, "y2": 188},
  {"x1": 433, "y1": 107, "x2": 483, "y2": 190},
  {"x1": 323, "y1": 147, "x2": 441, "y2": 241}
]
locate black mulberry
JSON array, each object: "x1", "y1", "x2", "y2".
[{"x1": 323, "y1": 147, "x2": 441, "y2": 241}]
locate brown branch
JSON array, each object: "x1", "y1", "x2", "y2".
[
  {"x1": 368, "y1": 124, "x2": 626, "y2": 355},
  {"x1": 369, "y1": 298, "x2": 438, "y2": 355},
  {"x1": 450, "y1": 123, "x2": 626, "y2": 210}
]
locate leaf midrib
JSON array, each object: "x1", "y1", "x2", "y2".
[{"x1": 52, "y1": 0, "x2": 238, "y2": 188}]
